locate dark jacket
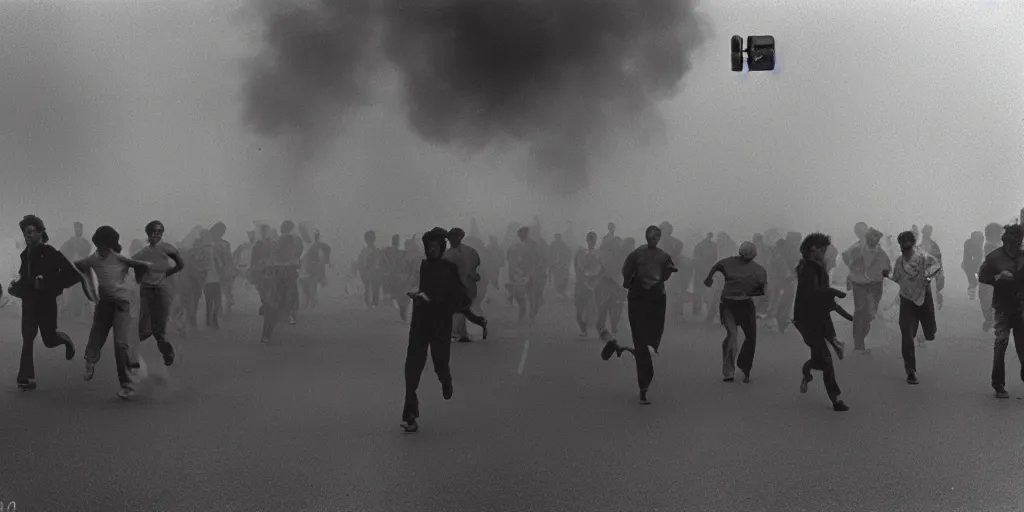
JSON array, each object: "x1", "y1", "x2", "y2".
[
  {"x1": 977, "y1": 247, "x2": 1024, "y2": 313},
  {"x1": 10, "y1": 244, "x2": 81, "y2": 299},
  {"x1": 414, "y1": 258, "x2": 469, "y2": 318},
  {"x1": 793, "y1": 258, "x2": 844, "y2": 337}
]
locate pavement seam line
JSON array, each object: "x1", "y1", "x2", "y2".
[{"x1": 517, "y1": 339, "x2": 530, "y2": 375}]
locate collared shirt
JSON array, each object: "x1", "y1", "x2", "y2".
[{"x1": 891, "y1": 248, "x2": 942, "y2": 306}]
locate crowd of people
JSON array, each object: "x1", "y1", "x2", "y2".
[{"x1": 2, "y1": 212, "x2": 1022, "y2": 433}]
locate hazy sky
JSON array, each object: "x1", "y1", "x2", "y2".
[{"x1": 1, "y1": 0, "x2": 1021, "y2": 251}]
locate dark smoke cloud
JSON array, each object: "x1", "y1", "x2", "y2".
[{"x1": 243, "y1": 0, "x2": 708, "y2": 193}]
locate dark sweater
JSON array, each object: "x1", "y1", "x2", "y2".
[
  {"x1": 415, "y1": 258, "x2": 470, "y2": 316},
  {"x1": 793, "y1": 258, "x2": 844, "y2": 337},
  {"x1": 977, "y1": 247, "x2": 1024, "y2": 313}
]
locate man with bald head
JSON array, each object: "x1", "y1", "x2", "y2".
[
  {"x1": 842, "y1": 226, "x2": 891, "y2": 354},
  {"x1": 704, "y1": 241, "x2": 767, "y2": 383}
]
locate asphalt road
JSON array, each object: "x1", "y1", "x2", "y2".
[{"x1": 1, "y1": 286, "x2": 1023, "y2": 512}]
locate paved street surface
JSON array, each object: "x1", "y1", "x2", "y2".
[{"x1": 2, "y1": 286, "x2": 1023, "y2": 512}]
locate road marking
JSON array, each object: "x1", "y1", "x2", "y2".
[{"x1": 517, "y1": 339, "x2": 530, "y2": 375}]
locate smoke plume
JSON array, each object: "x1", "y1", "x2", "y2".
[{"x1": 243, "y1": 0, "x2": 708, "y2": 193}]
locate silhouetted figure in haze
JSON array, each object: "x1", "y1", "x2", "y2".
[
  {"x1": 358, "y1": 231, "x2": 382, "y2": 309},
  {"x1": 299, "y1": 230, "x2": 331, "y2": 309},
  {"x1": 507, "y1": 226, "x2": 545, "y2": 324},
  {"x1": 977, "y1": 223, "x2": 1024, "y2": 399},
  {"x1": 691, "y1": 232, "x2": 717, "y2": 320},
  {"x1": 209, "y1": 223, "x2": 238, "y2": 315},
  {"x1": 481, "y1": 235, "x2": 503, "y2": 305},
  {"x1": 573, "y1": 231, "x2": 602, "y2": 337},
  {"x1": 548, "y1": 233, "x2": 572, "y2": 299},
  {"x1": 59, "y1": 221, "x2": 93, "y2": 320},
  {"x1": 382, "y1": 234, "x2": 409, "y2": 320},
  {"x1": 919, "y1": 224, "x2": 944, "y2": 310},
  {"x1": 594, "y1": 234, "x2": 624, "y2": 334},
  {"x1": 276, "y1": 221, "x2": 304, "y2": 325},
  {"x1": 962, "y1": 231, "x2": 984, "y2": 300},
  {"x1": 659, "y1": 222, "x2": 685, "y2": 317},
  {"x1": 979, "y1": 223, "x2": 1003, "y2": 332},
  {"x1": 600, "y1": 222, "x2": 621, "y2": 251}
]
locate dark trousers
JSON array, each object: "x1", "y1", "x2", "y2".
[
  {"x1": 595, "y1": 279, "x2": 623, "y2": 332},
  {"x1": 139, "y1": 285, "x2": 175, "y2": 359},
  {"x1": 851, "y1": 281, "x2": 884, "y2": 350},
  {"x1": 626, "y1": 289, "x2": 667, "y2": 391},
  {"x1": 574, "y1": 284, "x2": 595, "y2": 332},
  {"x1": 18, "y1": 295, "x2": 72, "y2": 382},
  {"x1": 203, "y1": 282, "x2": 222, "y2": 327},
  {"x1": 720, "y1": 298, "x2": 758, "y2": 377},
  {"x1": 403, "y1": 308, "x2": 453, "y2": 422},
  {"x1": 553, "y1": 269, "x2": 569, "y2": 296},
  {"x1": 898, "y1": 289, "x2": 937, "y2": 373},
  {"x1": 797, "y1": 325, "x2": 841, "y2": 401},
  {"x1": 84, "y1": 299, "x2": 133, "y2": 386},
  {"x1": 992, "y1": 309, "x2": 1024, "y2": 391},
  {"x1": 362, "y1": 273, "x2": 382, "y2": 308}
]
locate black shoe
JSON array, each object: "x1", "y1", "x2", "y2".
[
  {"x1": 995, "y1": 389, "x2": 1010, "y2": 399},
  {"x1": 481, "y1": 321, "x2": 489, "y2": 340},
  {"x1": 723, "y1": 376, "x2": 735, "y2": 382},
  {"x1": 163, "y1": 350, "x2": 175, "y2": 367},
  {"x1": 442, "y1": 381, "x2": 453, "y2": 400},
  {"x1": 65, "y1": 340, "x2": 76, "y2": 361},
  {"x1": 601, "y1": 341, "x2": 618, "y2": 361},
  {"x1": 400, "y1": 420, "x2": 418, "y2": 433},
  {"x1": 742, "y1": 372, "x2": 750, "y2": 384},
  {"x1": 18, "y1": 380, "x2": 36, "y2": 391},
  {"x1": 832, "y1": 400, "x2": 849, "y2": 412},
  {"x1": 800, "y1": 375, "x2": 812, "y2": 394},
  {"x1": 639, "y1": 389, "x2": 651, "y2": 405},
  {"x1": 456, "y1": 337, "x2": 472, "y2": 344},
  {"x1": 907, "y1": 372, "x2": 919, "y2": 385}
]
